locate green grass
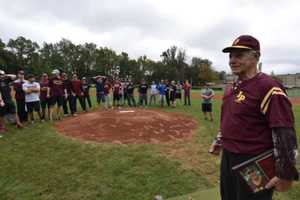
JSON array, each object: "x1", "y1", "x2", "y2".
[{"x1": 0, "y1": 90, "x2": 299, "y2": 200}]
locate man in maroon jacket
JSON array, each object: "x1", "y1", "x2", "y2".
[
  {"x1": 71, "y1": 73, "x2": 86, "y2": 113},
  {"x1": 13, "y1": 70, "x2": 28, "y2": 122},
  {"x1": 48, "y1": 69, "x2": 65, "y2": 121},
  {"x1": 209, "y1": 35, "x2": 298, "y2": 200}
]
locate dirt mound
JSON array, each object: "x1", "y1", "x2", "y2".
[{"x1": 55, "y1": 108, "x2": 198, "y2": 144}]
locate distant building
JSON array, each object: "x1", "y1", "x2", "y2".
[
  {"x1": 277, "y1": 73, "x2": 300, "y2": 88},
  {"x1": 225, "y1": 74, "x2": 237, "y2": 84}
]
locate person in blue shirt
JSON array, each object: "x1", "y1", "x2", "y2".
[
  {"x1": 92, "y1": 75, "x2": 106, "y2": 105},
  {"x1": 158, "y1": 79, "x2": 166, "y2": 107}
]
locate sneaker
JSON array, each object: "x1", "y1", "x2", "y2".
[
  {"x1": 72, "y1": 113, "x2": 78, "y2": 117},
  {"x1": 0, "y1": 135, "x2": 3, "y2": 138},
  {"x1": 41, "y1": 119, "x2": 45, "y2": 123},
  {"x1": 31, "y1": 121, "x2": 35, "y2": 124}
]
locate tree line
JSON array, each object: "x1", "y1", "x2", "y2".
[{"x1": 0, "y1": 36, "x2": 226, "y2": 85}]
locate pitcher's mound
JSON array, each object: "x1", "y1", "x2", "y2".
[{"x1": 55, "y1": 108, "x2": 197, "y2": 144}]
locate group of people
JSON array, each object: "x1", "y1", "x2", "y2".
[
  {"x1": 0, "y1": 69, "x2": 95, "y2": 132},
  {"x1": 92, "y1": 78, "x2": 193, "y2": 109},
  {"x1": 0, "y1": 68, "x2": 203, "y2": 134}
]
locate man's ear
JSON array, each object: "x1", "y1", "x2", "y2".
[{"x1": 255, "y1": 52, "x2": 261, "y2": 60}]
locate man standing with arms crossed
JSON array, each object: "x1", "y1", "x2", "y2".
[
  {"x1": 23, "y1": 74, "x2": 42, "y2": 123},
  {"x1": 13, "y1": 70, "x2": 28, "y2": 122},
  {"x1": 48, "y1": 69, "x2": 64, "y2": 121},
  {"x1": 209, "y1": 35, "x2": 298, "y2": 200}
]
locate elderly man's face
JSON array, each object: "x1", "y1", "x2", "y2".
[{"x1": 229, "y1": 50, "x2": 259, "y2": 76}]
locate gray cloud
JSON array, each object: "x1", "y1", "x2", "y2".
[
  {"x1": 1, "y1": 0, "x2": 178, "y2": 37},
  {"x1": 0, "y1": 0, "x2": 299, "y2": 74},
  {"x1": 184, "y1": 18, "x2": 248, "y2": 51}
]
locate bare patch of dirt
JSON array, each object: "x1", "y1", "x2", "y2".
[{"x1": 55, "y1": 108, "x2": 198, "y2": 144}]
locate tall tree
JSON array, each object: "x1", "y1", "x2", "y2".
[{"x1": 7, "y1": 36, "x2": 40, "y2": 71}]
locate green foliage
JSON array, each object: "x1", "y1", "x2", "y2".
[{"x1": 0, "y1": 37, "x2": 225, "y2": 83}]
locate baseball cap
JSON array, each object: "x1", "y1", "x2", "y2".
[
  {"x1": 52, "y1": 69, "x2": 60, "y2": 75},
  {"x1": 222, "y1": 35, "x2": 260, "y2": 53}
]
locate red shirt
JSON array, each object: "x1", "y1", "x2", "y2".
[
  {"x1": 104, "y1": 83, "x2": 111, "y2": 95},
  {"x1": 71, "y1": 80, "x2": 83, "y2": 96},
  {"x1": 40, "y1": 80, "x2": 49, "y2": 101},
  {"x1": 13, "y1": 79, "x2": 26, "y2": 100},
  {"x1": 49, "y1": 77, "x2": 64, "y2": 97},
  {"x1": 183, "y1": 83, "x2": 191, "y2": 95},
  {"x1": 221, "y1": 73, "x2": 294, "y2": 155},
  {"x1": 113, "y1": 83, "x2": 121, "y2": 95}
]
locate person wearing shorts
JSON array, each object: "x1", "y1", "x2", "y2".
[
  {"x1": 0, "y1": 70, "x2": 23, "y2": 129},
  {"x1": 201, "y1": 83, "x2": 214, "y2": 121},
  {"x1": 40, "y1": 73, "x2": 50, "y2": 120},
  {"x1": 23, "y1": 74, "x2": 42, "y2": 123},
  {"x1": 49, "y1": 69, "x2": 64, "y2": 121},
  {"x1": 175, "y1": 81, "x2": 182, "y2": 103}
]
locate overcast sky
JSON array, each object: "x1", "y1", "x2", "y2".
[{"x1": 1, "y1": 0, "x2": 299, "y2": 74}]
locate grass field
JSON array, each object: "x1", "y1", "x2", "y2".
[{"x1": 0, "y1": 90, "x2": 299, "y2": 200}]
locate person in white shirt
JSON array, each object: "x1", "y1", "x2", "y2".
[
  {"x1": 149, "y1": 81, "x2": 158, "y2": 106},
  {"x1": 23, "y1": 74, "x2": 42, "y2": 123}
]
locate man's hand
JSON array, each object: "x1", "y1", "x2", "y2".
[
  {"x1": 265, "y1": 176, "x2": 293, "y2": 192},
  {"x1": 209, "y1": 142, "x2": 221, "y2": 155},
  {"x1": 0, "y1": 100, "x2": 5, "y2": 107}
]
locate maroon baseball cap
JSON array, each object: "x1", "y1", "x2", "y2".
[{"x1": 222, "y1": 35, "x2": 260, "y2": 53}]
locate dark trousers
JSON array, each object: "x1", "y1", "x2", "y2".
[
  {"x1": 16, "y1": 99, "x2": 27, "y2": 122},
  {"x1": 221, "y1": 149, "x2": 273, "y2": 200},
  {"x1": 73, "y1": 95, "x2": 86, "y2": 112},
  {"x1": 96, "y1": 92, "x2": 105, "y2": 104},
  {"x1": 165, "y1": 93, "x2": 170, "y2": 106},
  {"x1": 63, "y1": 95, "x2": 76, "y2": 115},
  {"x1": 84, "y1": 94, "x2": 92, "y2": 108},
  {"x1": 127, "y1": 94, "x2": 136, "y2": 106},
  {"x1": 139, "y1": 94, "x2": 148, "y2": 106},
  {"x1": 184, "y1": 94, "x2": 191, "y2": 106},
  {"x1": 63, "y1": 97, "x2": 68, "y2": 114}
]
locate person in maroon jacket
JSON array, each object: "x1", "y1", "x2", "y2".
[
  {"x1": 13, "y1": 70, "x2": 28, "y2": 122},
  {"x1": 112, "y1": 79, "x2": 121, "y2": 108},
  {"x1": 103, "y1": 79, "x2": 111, "y2": 109},
  {"x1": 39, "y1": 73, "x2": 51, "y2": 120},
  {"x1": 209, "y1": 35, "x2": 298, "y2": 200},
  {"x1": 48, "y1": 69, "x2": 65, "y2": 121},
  {"x1": 71, "y1": 73, "x2": 86, "y2": 113}
]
